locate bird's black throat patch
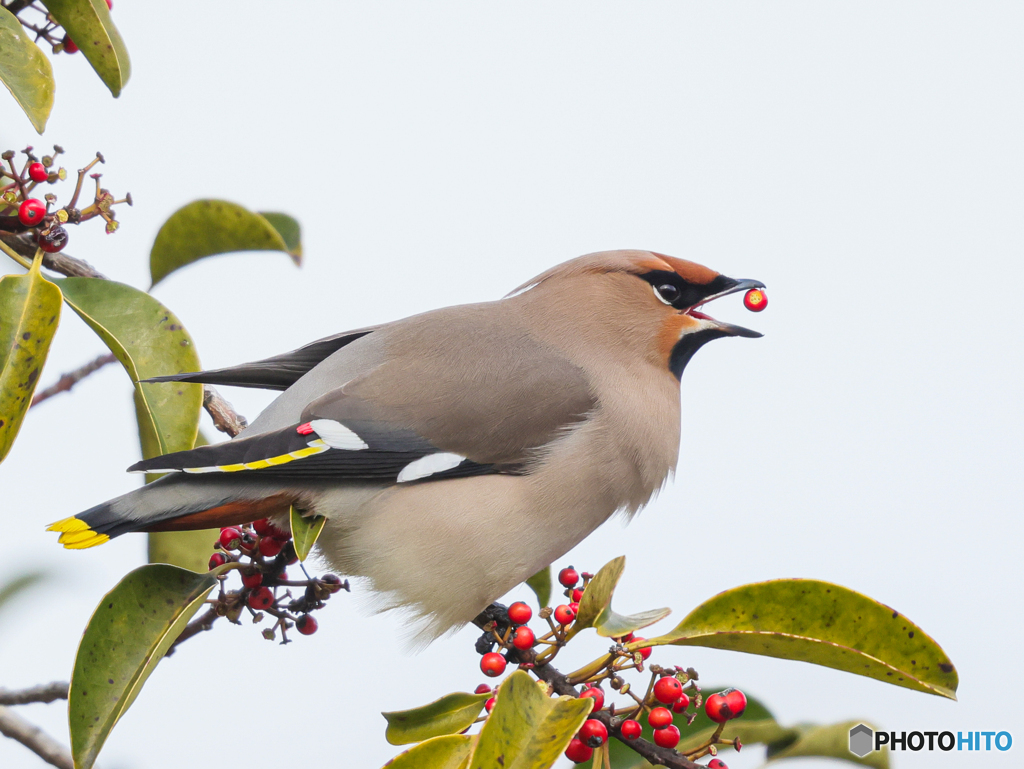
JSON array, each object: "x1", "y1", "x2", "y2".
[{"x1": 669, "y1": 328, "x2": 729, "y2": 380}]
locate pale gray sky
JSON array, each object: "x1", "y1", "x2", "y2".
[{"x1": 1, "y1": 3, "x2": 1021, "y2": 768}]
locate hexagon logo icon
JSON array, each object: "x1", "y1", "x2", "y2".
[{"x1": 849, "y1": 723, "x2": 874, "y2": 757}]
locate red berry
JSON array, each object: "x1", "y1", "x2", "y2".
[
  {"x1": 474, "y1": 684, "x2": 492, "y2": 694},
  {"x1": 619, "y1": 632, "x2": 635, "y2": 643},
  {"x1": 252, "y1": 518, "x2": 274, "y2": 536},
  {"x1": 258, "y1": 537, "x2": 285, "y2": 557},
  {"x1": 63, "y1": 35, "x2": 78, "y2": 53},
  {"x1": 485, "y1": 697, "x2": 496, "y2": 713},
  {"x1": 553, "y1": 604, "x2": 575, "y2": 625},
  {"x1": 105, "y1": 0, "x2": 112, "y2": 8},
  {"x1": 570, "y1": 587, "x2": 584, "y2": 602},
  {"x1": 704, "y1": 688, "x2": 746, "y2": 723},
  {"x1": 207, "y1": 553, "x2": 227, "y2": 570},
  {"x1": 37, "y1": 224, "x2": 68, "y2": 253},
  {"x1": 480, "y1": 652, "x2": 506, "y2": 677},
  {"x1": 241, "y1": 571, "x2": 263, "y2": 589},
  {"x1": 631, "y1": 637, "x2": 653, "y2": 660},
  {"x1": 743, "y1": 288, "x2": 767, "y2": 312},
  {"x1": 507, "y1": 601, "x2": 532, "y2": 625},
  {"x1": 568, "y1": 601, "x2": 580, "y2": 614},
  {"x1": 620, "y1": 719, "x2": 642, "y2": 740},
  {"x1": 17, "y1": 198, "x2": 45, "y2": 226},
  {"x1": 647, "y1": 707, "x2": 673, "y2": 730},
  {"x1": 580, "y1": 687, "x2": 604, "y2": 712},
  {"x1": 247, "y1": 587, "x2": 273, "y2": 610},
  {"x1": 558, "y1": 567, "x2": 579, "y2": 588},
  {"x1": 512, "y1": 626, "x2": 535, "y2": 650},
  {"x1": 653, "y1": 724, "x2": 680, "y2": 748},
  {"x1": 564, "y1": 738, "x2": 593, "y2": 764},
  {"x1": 672, "y1": 692, "x2": 690, "y2": 713},
  {"x1": 579, "y1": 718, "x2": 608, "y2": 748},
  {"x1": 295, "y1": 614, "x2": 318, "y2": 635},
  {"x1": 27, "y1": 162, "x2": 48, "y2": 183},
  {"x1": 219, "y1": 527, "x2": 242, "y2": 550},
  {"x1": 708, "y1": 760, "x2": 729, "y2": 769},
  {"x1": 654, "y1": 676, "x2": 683, "y2": 704}
]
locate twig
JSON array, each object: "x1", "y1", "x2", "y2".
[
  {"x1": 165, "y1": 606, "x2": 221, "y2": 657},
  {"x1": 0, "y1": 706, "x2": 74, "y2": 769},
  {"x1": 0, "y1": 230, "x2": 249, "y2": 435},
  {"x1": 0, "y1": 682, "x2": 68, "y2": 706},
  {"x1": 203, "y1": 387, "x2": 247, "y2": 437},
  {"x1": 30, "y1": 354, "x2": 116, "y2": 407}
]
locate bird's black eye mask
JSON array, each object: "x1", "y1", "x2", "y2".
[{"x1": 637, "y1": 270, "x2": 737, "y2": 311}]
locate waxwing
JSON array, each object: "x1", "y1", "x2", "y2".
[{"x1": 49, "y1": 250, "x2": 764, "y2": 640}]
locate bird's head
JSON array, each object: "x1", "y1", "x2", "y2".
[{"x1": 509, "y1": 250, "x2": 765, "y2": 378}]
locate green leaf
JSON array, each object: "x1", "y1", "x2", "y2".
[
  {"x1": 143, "y1": 426, "x2": 217, "y2": 572},
  {"x1": 382, "y1": 734, "x2": 474, "y2": 769},
  {"x1": 767, "y1": 721, "x2": 890, "y2": 768},
  {"x1": 40, "y1": 0, "x2": 130, "y2": 97},
  {"x1": 0, "y1": 7, "x2": 55, "y2": 133},
  {"x1": 467, "y1": 670, "x2": 593, "y2": 769},
  {"x1": 58, "y1": 278, "x2": 202, "y2": 460},
  {"x1": 149, "y1": 200, "x2": 302, "y2": 287},
  {"x1": 258, "y1": 212, "x2": 303, "y2": 264},
  {"x1": 70, "y1": 564, "x2": 216, "y2": 769},
  {"x1": 525, "y1": 566, "x2": 551, "y2": 608},
  {"x1": 641, "y1": 579, "x2": 958, "y2": 700},
  {"x1": 289, "y1": 506, "x2": 326, "y2": 562},
  {"x1": 383, "y1": 691, "x2": 491, "y2": 746},
  {"x1": 0, "y1": 571, "x2": 46, "y2": 624},
  {"x1": 0, "y1": 259, "x2": 62, "y2": 464},
  {"x1": 566, "y1": 556, "x2": 669, "y2": 641}
]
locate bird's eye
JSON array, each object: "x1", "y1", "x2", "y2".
[{"x1": 653, "y1": 283, "x2": 681, "y2": 306}]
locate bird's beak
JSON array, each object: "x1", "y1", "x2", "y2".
[{"x1": 686, "y1": 278, "x2": 765, "y2": 338}]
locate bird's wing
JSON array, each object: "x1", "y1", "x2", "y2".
[
  {"x1": 143, "y1": 326, "x2": 379, "y2": 391},
  {"x1": 129, "y1": 308, "x2": 597, "y2": 483}
]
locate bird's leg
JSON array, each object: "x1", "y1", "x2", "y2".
[{"x1": 473, "y1": 602, "x2": 512, "y2": 656}]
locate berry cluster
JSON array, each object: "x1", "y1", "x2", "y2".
[
  {"x1": 472, "y1": 564, "x2": 747, "y2": 766},
  {"x1": 205, "y1": 519, "x2": 348, "y2": 643},
  {"x1": 0, "y1": 145, "x2": 131, "y2": 255},
  {"x1": 9, "y1": 0, "x2": 114, "y2": 55}
]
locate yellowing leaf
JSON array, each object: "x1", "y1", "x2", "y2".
[
  {"x1": 383, "y1": 691, "x2": 490, "y2": 746},
  {"x1": 0, "y1": 7, "x2": 55, "y2": 133},
  {"x1": 289, "y1": 506, "x2": 326, "y2": 562},
  {"x1": 467, "y1": 670, "x2": 592, "y2": 769},
  {"x1": 40, "y1": 0, "x2": 130, "y2": 97},
  {"x1": 642, "y1": 579, "x2": 958, "y2": 699},
  {"x1": 382, "y1": 734, "x2": 474, "y2": 769},
  {"x1": 150, "y1": 200, "x2": 302, "y2": 287},
  {"x1": 767, "y1": 721, "x2": 890, "y2": 768},
  {"x1": 69, "y1": 565, "x2": 217, "y2": 769},
  {"x1": 0, "y1": 259, "x2": 62, "y2": 463},
  {"x1": 58, "y1": 278, "x2": 202, "y2": 459}
]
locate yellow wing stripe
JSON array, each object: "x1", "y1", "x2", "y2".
[
  {"x1": 179, "y1": 439, "x2": 330, "y2": 474},
  {"x1": 62, "y1": 533, "x2": 109, "y2": 549}
]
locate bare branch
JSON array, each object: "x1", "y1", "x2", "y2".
[
  {"x1": 0, "y1": 682, "x2": 68, "y2": 706},
  {"x1": 165, "y1": 606, "x2": 221, "y2": 657},
  {"x1": 31, "y1": 354, "x2": 117, "y2": 407},
  {"x1": 203, "y1": 386, "x2": 247, "y2": 437},
  {"x1": 0, "y1": 706, "x2": 74, "y2": 769}
]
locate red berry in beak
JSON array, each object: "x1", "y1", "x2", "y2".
[{"x1": 743, "y1": 288, "x2": 767, "y2": 312}]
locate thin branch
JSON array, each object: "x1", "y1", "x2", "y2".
[
  {"x1": 203, "y1": 387, "x2": 247, "y2": 437},
  {"x1": 0, "y1": 706, "x2": 74, "y2": 769},
  {"x1": 165, "y1": 606, "x2": 221, "y2": 657},
  {"x1": 0, "y1": 682, "x2": 68, "y2": 706},
  {"x1": 31, "y1": 354, "x2": 117, "y2": 407}
]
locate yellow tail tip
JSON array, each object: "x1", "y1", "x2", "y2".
[
  {"x1": 47, "y1": 516, "x2": 89, "y2": 534},
  {"x1": 47, "y1": 517, "x2": 108, "y2": 549}
]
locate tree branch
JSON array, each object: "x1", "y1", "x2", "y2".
[
  {"x1": 30, "y1": 354, "x2": 117, "y2": 407},
  {"x1": 0, "y1": 682, "x2": 68, "y2": 706},
  {"x1": 165, "y1": 606, "x2": 221, "y2": 657},
  {"x1": 0, "y1": 706, "x2": 74, "y2": 769},
  {"x1": 203, "y1": 387, "x2": 247, "y2": 437}
]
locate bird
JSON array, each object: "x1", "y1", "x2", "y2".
[{"x1": 48, "y1": 250, "x2": 764, "y2": 640}]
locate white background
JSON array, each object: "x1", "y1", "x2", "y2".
[{"x1": 1, "y1": 2, "x2": 1021, "y2": 768}]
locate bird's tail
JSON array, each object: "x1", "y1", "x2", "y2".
[{"x1": 47, "y1": 474, "x2": 295, "y2": 549}]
